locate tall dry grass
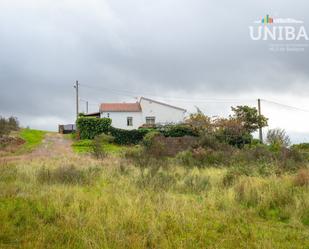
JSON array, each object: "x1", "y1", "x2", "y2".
[{"x1": 0, "y1": 155, "x2": 309, "y2": 249}]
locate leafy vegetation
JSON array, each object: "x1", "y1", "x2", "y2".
[
  {"x1": 0, "y1": 116, "x2": 19, "y2": 137},
  {"x1": 109, "y1": 127, "x2": 150, "y2": 145},
  {"x1": 267, "y1": 128, "x2": 291, "y2": 147},
  {"x1": 76, "y1": 117, "x2": 111, "y2": 139},
  {"x1": 184, "y1": 105, "x2": 268, "y2": 148}
]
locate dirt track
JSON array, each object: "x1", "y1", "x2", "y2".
[{"x1": 0, "y1": 133, "x2": 73, "y2": 163}]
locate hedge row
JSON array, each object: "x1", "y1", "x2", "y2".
[
  {"x1": 76, "y1": 117, "x2": 197, "y2": 144},
  {"x1": 77, "y1": 117, "x2": 111, "y2": 139},
  {"x1": 159, "y1": 124, "x2": 198, "y2": 137},
  {"x1": 109, "y1": 125, "x2": 197, "y2": 145},
  {"x1": 110, "y1": 127, "x2": 150, "y2": 145}
]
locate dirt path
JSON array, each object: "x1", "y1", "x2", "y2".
[{"x1": 0, "y1": 133, "x2": 73, "y2": 163}]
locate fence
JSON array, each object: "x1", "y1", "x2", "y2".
[{"x1": 58, "y1": 124, "x2": 76, "y2": 134}]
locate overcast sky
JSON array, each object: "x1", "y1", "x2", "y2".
[{"x1": 1, "y1": 0, "x2": 309, "y2": 143}]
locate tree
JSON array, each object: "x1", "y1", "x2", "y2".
[
  {"x1": 214, "y1": 117, "x2": 252, "y2": 148},
  {"x1": 185, "y1": 111, "x2": 213, "y2": 135},
  {"x1": 0, "y1": 116, "x2": 19, "y2": 137},
  {"x1": 231, "y1": 105, "x2": 268, "y2": 133},
  {"x1": 266, "y1": 128, "x2": 291, "y2": 148}
]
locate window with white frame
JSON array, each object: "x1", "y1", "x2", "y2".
[
  {"x1": 127, "y1": 117, "x2": 133, "y2": 126},
  {"x1": 145, "y1": 116, "x2": 155, "y2": 125}
]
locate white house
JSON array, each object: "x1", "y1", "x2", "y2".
[{"x1": 98, "y1": 97, "x2": 186, "y2": 130}]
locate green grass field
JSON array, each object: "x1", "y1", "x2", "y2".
[
  {"x1": 1, "y1": 131, "x2": 309, "y2": 248},
  {"x1": 18, "y1": 128, "x2": 47, "y2": 153},
  {"x1": 72, "y1": 139, "x2": 124, "y2": 154},
  {"x1": 0, "y1": 154, "x2": 309, "y2": 249}
]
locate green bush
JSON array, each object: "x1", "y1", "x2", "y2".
[
  {"x1": 110, "y1": 127, "x2": 149, "y2": 145},
  {"x1": 0, "y1": 116, "x2": 19, "y2": 137},
  {"x1": 198, "y1": 133, "x2": 223, "y2": 150},
  {"x1": 142, "y1": 131, "x2": 167, "y2": 158},
  {"x1": 292, "y1": 143, "x2": 309, "y2": 151},
  {"x1": 176, "y1": 147, "x2": 229, "y2": 168},
  {"x1": 91, "y1": 134, "x2": 115, "y2": 159},
  {"x1": 77, "y1": 117, "x2": 111, "y2": 139},
  {"x1": 159, "y1": 124, "x2": 198, "y2": 137}
]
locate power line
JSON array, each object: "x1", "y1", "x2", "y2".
[
  {"x1": 262, "y1": 99, "x2": 309, "y2": 113},
  {"x1": 78, "y1": 83, "x2": 309, "y2": 113},
  {"x1": 79, "y1": 83, "x2": 255, "y2": 104}
]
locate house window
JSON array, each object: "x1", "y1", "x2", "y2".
[
  {"x1": 145, "y1": 116, "x2": 155, "y2": 125},
  {"x1": 127, "y1": 117, "x2": 133, "y2": 126}
]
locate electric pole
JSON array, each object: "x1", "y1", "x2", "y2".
[
  {"x1": 258, "y1": 98, "x2": 263, "y2": 143},
  {"x1": 74, "y1": 80, "x2": 79, "y2": 120},
  {"x1": 86, "y1": 101, "x2": 88, "y2": 114}
]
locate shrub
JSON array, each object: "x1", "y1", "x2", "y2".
[
  {"x1": 278, "y1": 148, "x2": 307, "y2": 171},
  {"x1": 110, "y1": 127, "x2": 149, "y2": 145},
  {"x1": 292, "y1": 143, "x2": 309, "y2": 151},
  {"x1": 142, "y1": 131, "x2": 161, "y2": 147},
  {"x1": 175, "y1": 148, "x2": 228, "y2": 168},
  {"x1": 266, "y1": 128, "x2": 291, "y2": 148},
  {"x1": 36, "y1": 164, "x2": 101, "y2": 185},
  {"x1": 124, "y1": 146, "x2": 152, "y2": 171},
  {"x1": 214, "y1": 118, "x2": 253, "y2": 148},
  {"x1": 0, "y1": 116, "x2": 19, "y2": 137},
  {"x1": 175, "y1": 150, "x2": 196, "y2": 167},
  {"x1": 198, "y1": 133, "x2": 222, "y2": 150},
  {"x1": 294, "y1": 168, "x2": 309, "y2": 186},
  {"x1": 91, "y1": 134, "x2": 114, "y2": 159},
  {"x1": 239, "y1": 144, "x2": 273, "y2": 163},
  {"x1": 76, "y1": 117, "x2": 111, "y2": 139},
  {"x1": 222, "y1": 170, "x2": 239, "y2": 187},
  {"x1": 142, "y1": 131, "x2": 166, "y2": 158},
  {"x1": 184, "y1": 112, "x2": 213, "y2": 134},
  {"x1": 159, "y1": 124, "x2": 198, "y2": 137}
]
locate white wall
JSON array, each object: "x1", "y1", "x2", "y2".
[
  {"x1": 140, "y1": 98, "x2": 185, "y2": 125},
  {"x1": 100, "y1": 99, "x2": 186, "y2": 130},
  {"x1": 101, "y1": 111, "x2": 142, "y2": 130}
]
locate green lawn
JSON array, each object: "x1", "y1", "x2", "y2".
[
  {"x1": 17, "y1": 129, "x2": 47, "y2": 153},
  {"x1": 72, "y1": 139, "x2": 124, "y2": 154}
]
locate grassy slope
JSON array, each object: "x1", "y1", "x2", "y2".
[
  {"x1": 17, "y1": 129, "x2": 47, "y2": 153},
  {"x1": 0, "y1": 156, "x2": 308, "y2": 249}
]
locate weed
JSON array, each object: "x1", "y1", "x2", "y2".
[
  {"x1": 294, "y1": 168, "x2": 309, "y2": 186},
  {"x1": 181, "y1": 174, "x2": 211, "y2": 194},
  {"x1": 36, "y1": 164, "x2": 101, "y2": 185},
  {"x1": 0, "y1": 163, "x2": 18, "y2": 182}
]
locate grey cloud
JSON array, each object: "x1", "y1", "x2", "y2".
[{"x1": 0, "y1": 0, "x2": 309, "y2": 130}]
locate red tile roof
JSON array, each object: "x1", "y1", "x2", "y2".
[{"x1": 100, "y1": 103, "x2": 141, "y2": 112}]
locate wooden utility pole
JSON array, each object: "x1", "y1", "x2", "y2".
[
  {"x1": 86, "y1": 101, "x2": 88, "y2": 114},
  {"x1": 74, "y1": 80, "x2": 79, "y2": 119},
  {"x1": 258, "y1": 98, "x2": 263, "y2": 143}
]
